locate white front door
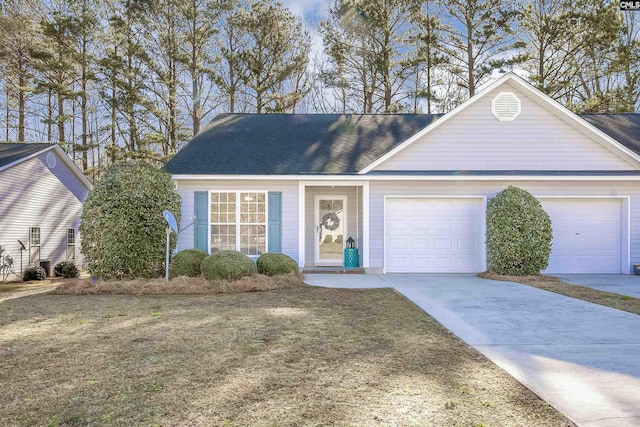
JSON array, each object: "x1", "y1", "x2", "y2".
[{"x1": 315, "y1": 196, "x2": 347, "y2": 265}]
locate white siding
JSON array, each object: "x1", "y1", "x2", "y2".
[
  {"x1": 374, "y1": 82, "x2": 638, "y2": 171},
  {"x1": 174, "y1": 180, "x2": 300, "y2": 264},
  {"x1": 369, "y1": 180, "x2": 640, "y2": 273},
  {"x1": 0, "y1": 151, "x2": 88, "y2": 276}
]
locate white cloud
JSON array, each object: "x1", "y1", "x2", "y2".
[{"x1": 279, "y1": 0, "x2": 332, "y2": 24}]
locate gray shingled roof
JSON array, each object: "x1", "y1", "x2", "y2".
[
  {"x1": 164, "y1": 113, "x2": 640, "y2": 175},
  {"x1": 0, "y1": 143, "x2": 52, "y2": 169},
  {"x1": 164, "y1": 114, "x2": 441, "y2": 175},
  {"x1": 580, "y1": 114, "x2": 640, "y2": 155}
]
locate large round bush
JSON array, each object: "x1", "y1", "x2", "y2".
[
  {"x1": 79, "y1": 162, "x2": 181, "y2": 279},
  {"x1": 256, "y1": 253, "x2": 299, "y2": 276},
  {"x1": 201, "y1": 250, "x2": 257, "y2": 280},
  {"x1": 170, "y1": 249, "x2": 208, "y2": 278},
  {"x1": 486, "y1": 186, "x2": 553, "y2": 276}
]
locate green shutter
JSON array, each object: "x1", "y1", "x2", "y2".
[
  {"x1": 268, "y1": 192, "x2": 282, "y2": 253},
  {"x1": 194, "y1": 191, "x2": 208, "y2": 253}
]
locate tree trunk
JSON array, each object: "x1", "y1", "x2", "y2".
[
  {"x1": 57, "y1": 93, "x2": 65, "y2": 147},
  {"x1": 18, "y1": 56, "x2": 25, "y2": 142}
]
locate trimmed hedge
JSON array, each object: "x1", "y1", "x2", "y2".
[
  {"x1": 23, "y1": 266, "x2": 47, "y2": 281},
  {"x1": 170, "y1": 249, "x2": 208, "y2": 278},
  {"x1": 256, "y1": 253, "x2": 299, "y2": 276},
  {"x1": 486, "y1": 186, "x2": 553, "y2": 276},
  {"x1": 53, "y1": 261, "x2": 80, "y2": 278},
  {"x1": 201, "y1": 250, "x2": 257, "y2": 280}
]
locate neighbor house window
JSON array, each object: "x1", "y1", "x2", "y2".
[
  {"x1": 210, "y1": 192, "x2": 266, "y2": 256},
  {"x1": 67, "y1": 228, "x2": 76, "y2": 260},
  {"x1": 29, "y1": 226, "x2": 41, "y2": 264}
]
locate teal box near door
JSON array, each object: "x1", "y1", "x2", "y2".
[
  {"x1": 344, "y1": 237, "x2": 359, "y2": 268},
  {"x1": 344, "y1": 248, "x2": 359, "y2": 268}
]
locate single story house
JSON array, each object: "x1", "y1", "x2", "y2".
[
  {"x1": 165, "y1": 73, "x2": 640, "y2": 274},
  {"x1": 0, "y1": 143, "x2": 91, "y2": 278}
]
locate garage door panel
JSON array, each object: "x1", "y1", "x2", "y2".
[
  {"x1": 541, "y1": 199, "x2": 622, "y2": 274},
  {"x1": 385, "y1": 198, "x2": 484, "y2": 273},
  {"x1": 435, "y1": 219, "x2": 452, "y2": 230},
  {"x1": 410, "y1": 219, "x2": 430, "y2": 232}
]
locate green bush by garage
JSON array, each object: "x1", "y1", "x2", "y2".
[
  {"x1": 201, "y1": 250, "x2": 257, "y2": 280},
  {"x1": 170, "y1": 249, "x2": 208, "y2": 278},
  {"x1": 486, "y1": 186, "x2": 553, "y2": 276},
  {"x1": 256, "y1": 253, "x2": 299, "y2": 276}
]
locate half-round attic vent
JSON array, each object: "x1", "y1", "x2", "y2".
[{"x1": 491, "y1": 92, "x2": 521, "y2": 122}]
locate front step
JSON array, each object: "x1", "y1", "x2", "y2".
[{"x1": 302, "y1": 267, "x2": 365, "y2": 274}]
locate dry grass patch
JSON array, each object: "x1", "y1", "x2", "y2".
[
  {"x1": 54, "y1": 273, "x2": 303, "y2": 295},
  {"x1": 0, "y1": 285, "x2": 573, "y2": 426},
  {"x1": 0, "y1": 280, "x2": 59, "y2": 302},
  {"x1": 479, "y1": 271, "x2": 640, "y2": 315}
]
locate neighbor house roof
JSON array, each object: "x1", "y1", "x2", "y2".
[
  {"x1": 164, "y1": 113, "x2": 441, "y2": 175},
  {"x1": 580, "y1": 114, "x2": 640, "y2": 155},
  {"x1": 0, "y1": 142, "x2": 93, "y2": 189},
  {"x1": 0, "y1": 143, "x2": 52, "y2": 170}
]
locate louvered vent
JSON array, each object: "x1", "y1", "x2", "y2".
[
  {"x1": 46, "y1": 152, "x2": 57, "y2": 169},
  {"x1": 491, "y1": 92, "x2": 521, "y2": 121}
]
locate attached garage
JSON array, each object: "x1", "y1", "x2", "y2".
[
  {"x1": 540, "y1": 198, "x2": 628, "y2": 274},
  {"x1": 384, "y1": 197, "x2": 485, "y2": 273}
]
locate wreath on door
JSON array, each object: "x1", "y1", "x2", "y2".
[{"x1": 321, "y1": 212, "x2": 341, "y2": 231}]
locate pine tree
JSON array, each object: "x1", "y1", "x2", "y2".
[
  {"x1": 234, "y1": 0, "x2": 310, "y2": 113},
  {"x1": 440, "y1": 0, "x2": 523, "y2": 98},
  {"x1": 322, "y1": 0, "x2": 416, "y2": 113},
  {"x1": 0, "y1": 0, "x2": 39, "y2": 142}
]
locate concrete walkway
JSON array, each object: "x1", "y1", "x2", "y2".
[{"x1": 304, "y1": 274, "x2": 640, "y2": 427}]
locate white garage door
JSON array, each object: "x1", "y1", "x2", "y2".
[
  {"x1": 385, "y1": 198, "x2": 484, "y2": 273},
  {"x1": 540, "y1": 198, "x2": 623, "y2": 274}
]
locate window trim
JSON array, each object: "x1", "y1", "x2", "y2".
[
  {"x1": 208, "y1": 190, "x2": 269, "y2": 257},
  {"x1": 67, "y1": 228, "x2": 76, "y2": 260},
  {"x1": 29, "y1": 226, "x2": 41, "y2": 264}
]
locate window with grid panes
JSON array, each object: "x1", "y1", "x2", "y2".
[
  {"x1": 210, "y1": 192, "x2": 237, "y2": 253},
  {"x1": 29, "y1": 227, "x2": 41, "y2": 263},
  {"x1": 67, "y1": 228, "x2": 76, "y2": 260},
  {"x1": 240, "y1": 192, "x2": 266, "y2": 256},
  {"x1": 210, "y1": 192, "x2": 267, "y2": 256}
]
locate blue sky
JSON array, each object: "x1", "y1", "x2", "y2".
[{"x1": 280, "y1": 0, "x2": 332, "y2": 23}]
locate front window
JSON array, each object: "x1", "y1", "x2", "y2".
[{"x1": 210, "y1": 192, "x2": 266, "y2": 256}]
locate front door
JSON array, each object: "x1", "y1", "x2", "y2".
[{"x1": 315, "y1": 196, "x2": 347, "y2": 266}]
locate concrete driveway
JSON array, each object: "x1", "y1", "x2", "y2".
[
  {"x1": 304, "y1": 274, "x2": 640, "y2": 427},
  {"x1": 554, "y1": 274, "x2": 640, "y2": 298}
]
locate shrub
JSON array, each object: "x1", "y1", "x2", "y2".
[
  {"x1": 170, "y1": 249, "x2": 208, "y2": 278},
  {"x1": 79, "y1": 162, "x2": 181, "y2": 279},
  {"x1": 53, "y1": 261, "x2": 80, "y2": 278},
  {"x1": 486, "y1": 186, "x2": 553, "y2": 276},
  {"x1": 201, "y1": 250, "x2": 257, "y2": 280},
  {"x1": 256, "y1": 253, "x2": 299, "y2": 276},
  {"x1": 23, "y1": 266, "x2": 47, "y2": 281}
]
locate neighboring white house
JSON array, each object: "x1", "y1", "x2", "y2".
[
  {"x1": 165, "y1": 73, "x2": 640, "y2": 274},
  {"x1": 0, "y1": 143, "x2": 92, "y2": 278}
]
